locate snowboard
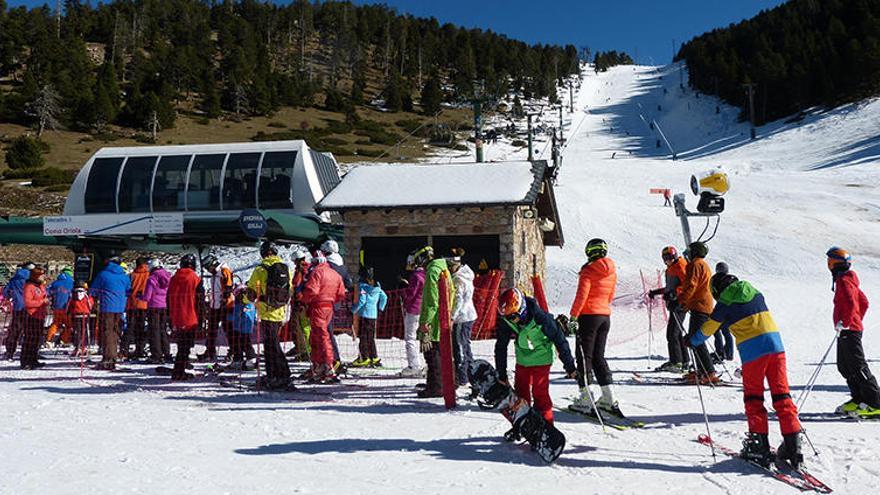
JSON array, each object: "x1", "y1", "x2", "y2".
[{"x1": 468, "y1": 359, "x2": 566, "y2": 463}]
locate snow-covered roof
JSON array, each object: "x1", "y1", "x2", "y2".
[{"x1": 316, "y1": 161, "x2": 547, "y2": 211}]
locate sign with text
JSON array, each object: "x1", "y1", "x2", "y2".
[
  {"x1": 239, "y1": 209, "x2": 267, "y2": 239},
  {"x1": 43, "y1": 213, "x2": 184, "y2": 236}
]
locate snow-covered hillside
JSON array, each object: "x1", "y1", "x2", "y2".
[{"x1": 2, "y1": 64, "x2": 880, "y2": 494}]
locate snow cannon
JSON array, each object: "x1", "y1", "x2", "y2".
[{"x1": 690, "y1": 169, "x2": 728, "y2": 214}]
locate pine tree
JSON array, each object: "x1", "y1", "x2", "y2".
[
  {"x1": 384, "y1": 70, "x2": 403, "y2": 112},
  {"x1": 420, "y1": 75, "x2": 442, "y2": 115}
]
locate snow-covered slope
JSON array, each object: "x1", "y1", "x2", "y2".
[{"x1": 3, "y1": 64, "x2": 880, "y2": 494}]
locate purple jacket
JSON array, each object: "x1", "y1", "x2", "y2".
[
  {"x1": 403, "y1": 268, "x2": 425, "y2": 315},
  {"x1": 141, "y1": 268, "x2": 171, "y2": 309}
]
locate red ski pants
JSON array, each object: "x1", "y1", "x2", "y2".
[
  {"x1": 514, "y1": 364, "x2": 553, "y2": 424},
  {"x1": 742, "y1": 352, "x2": 801, "y2": 435},
  {"x1": 308, "y1": 304, "x2": 335, "y2": 366}
]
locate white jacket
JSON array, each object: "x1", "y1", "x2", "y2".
[{"x1": 452, "y1": 264, "x2": 477, "y2": 324}]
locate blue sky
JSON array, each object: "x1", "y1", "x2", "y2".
[{"x1": 7, "y1": 0, "x2": 788, "y2": 63}]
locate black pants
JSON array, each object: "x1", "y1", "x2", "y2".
[
  {"x1": 261, "y1": 321, "x2": 291, "y2": 383},
  {"x1": 20, "y1": 313, "x2": 43, "y2": 367},
  {"x1": 686, "y1": 311, "x2": 715, "y2": 375},
  {"x1": 123, "y1": 309, "x2": 148, "y2": 356},
  {"x1": 423, "y1": 345, "x2": 442, "y2": 394},
  {"x1": 148, "y1": 309, "x2": 170, "y2": 361},
  {"x1": 4, "y1": 310, "x2": 24, "y2": 358},
  {"x1": 667, "y1": 308, "x2": 690, "y2": 365},
  {"x1": 358, "y1": 317, "x2": 378, "y2": 360},
  {"x1": 172, "y1": 329, "x2": 195, "y2": 378},
  {"x1": 838, "y1": 330, "x2": 880, "y2": 408},
  {"x1": 577, "y1": 315, "x2": 613, "y2": 386},
  {"x1": 72, "y1": 316, "x2": 92, "y2": 351},
  {"x1": 204, "y1": 307, "x2": 228, "y2": 357}
]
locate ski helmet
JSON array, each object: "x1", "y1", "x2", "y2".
[
  {"x1": 179, "y1": 253, "x2": 197, "y2": 269},
  {"x1": 661, "y1": 246, "x2": 678, "y2": 264},
  {"x1": 710, "y1": 273, "x2": 738, "y2": 300},
  {"x1": 826, "y1": 246, "x2": 851, "y2": 272},
  {"x1": 498, "y1": 288, "x2": 527, "y2": 322},
  {"x1": 147, "y1": 258, "x2": 163, "y2": 272},
  {"x1": 320, "y1": 239, "x2": 340, "y2": 255},
  {"x1": 688, "y1": 241, "x2": 708, "y2": 259},
  {"x1": 260, "y1": 241, "x2": 278, "y2": 258},
  {"x1": 585, "y1": 238, "x2": 608, "y2": 262},
  {"x1": 715, "y1": 261, "x2": 729, "y2": 275},
  {"x1": 412, "y1": 246, "x2": 434, "y2": 267},
  {"x1": 200, "y1": 254, "x2": 219, "y2": 271}
]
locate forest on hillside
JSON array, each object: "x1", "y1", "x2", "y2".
[
  {"x1": 677, "y1": 0, "x2": 880, "y2": 124},
  {"x1": 0, "y1": 0, "x2": 580, "y2": 136}
]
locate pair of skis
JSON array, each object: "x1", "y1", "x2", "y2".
[
  {"x1": 563, "y1": 402, "x2": 646, "y2": 430},
  {"x1": 696, "y1": 434, "x2": 832, "y2": 493}
]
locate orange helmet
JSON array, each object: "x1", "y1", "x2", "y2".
[
  {"x1": 826, "y1": 246, "x2": 852, "y2": 271},
  {"x1": 661, "y1": 246, "x2": 678, "y2": 264},
  {"x1": 498, "y1": 288, "x2": 527, "y2": 321}
]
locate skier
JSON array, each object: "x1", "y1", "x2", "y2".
[
  {"x1": 712, "y1": 262, "x2": 735, "y2": 362},
  {"x1": 449, "y1": 248, "x2": 477, "y2": 387},
  {"x1": 200, "y1": 254, "x2": 234, "y2": 362},
  {"x1": 648, "y1": 246, "x2": 690, "y2": 372},
  {"x1": 400, "y1": 253, "x2": 426, "y2": 377},
  {"x1": 90, "y1": 256, "x2": 131, "y2": 371},
  {"x1": 140, "y1": 259, "x2": 172, "y2": 364},
  {"x1": 46, "y1": 267, "x2": 74, "y2": 347},
  {"x1": 123, "y1": 257, "x2": 150, "y2": 360},
  {"x1": 678, "y1": 241, "x2": 719, "y2": 384},
  {"x1": 227, "y1": 287, "x2": 256, "y2": 368},
  {"x1": 2, "y1": 262, "x2": 32, "y2": 360},
  {"x1": 827, "y1": 247, "x2": 880, "y2": 417},
  {"x1": 415, "y1": 246, "x2": 454, "y2": 398},
  {"x1": 167, "y1": 254, "x2": 205, "y2": 381},
  {"x1": 351, "y1": 266, "x2": 388, "y2": 368},
  {"x1": 68, "y1": 281, "x2": 94, "y2": 357},
  {"x1": 568, "y1": 238, "x2": 620, "y2": 414},
  {"x1": 21, "y1": 265, "x2": 49, "y2": 370},
  {"x1": 691, "y1": 271, "x2": 802, "y2": 468},
  {"x1": 301, "y1": 251, "x2": 346, "y2": 383},
  {"x1": 288, "y1": 245, "x2": 312, "y2": 363},
  {"x1": 319, "y1": 239, "x2": 351, "y2": 373},
  {"x1": 495, "y1": 288, "x2": 577, "y2": 424},
  {"x1": 246, "y1": 241, "x2": 293, "y2": 388}
]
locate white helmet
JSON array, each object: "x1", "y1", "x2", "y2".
[
  {"x1": 147, "y1": 258, "x2": 163, "y2": 271},
  {"x1": 320, "y1": 239, "x2": 339, "y2": 254},
  {"x1": 290, "y1": 245, "x2": 313, "y2": 264}
]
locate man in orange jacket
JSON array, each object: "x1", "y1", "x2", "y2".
[
  {"x1": 124, "y1": 257, "x2": 150, "y2": 359},
  {"x1": 21, "y1": 265, "x2": 49, "y2": 370},
  {"x1": 648, "y1": 246, "x2": 690, "y2": 372},
  {"x1": 678, "y1": 241, "x2": 718, "y2": 384},
  {"x1": 167, "y1": 254, "x2": 205, "y2": 381},
  {"x1": 568, "y1": 238, "x2": 620, "y2": 415}
]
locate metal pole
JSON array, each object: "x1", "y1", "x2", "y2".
[
  {"x1": 796, "y1": 324, "x2": 842, "y2": 411},
  {"x1": 474, "y1": 97, "x2": 483, "y2": 163},
  {"x1": 558, "y1": 105, "x2": 564, "y2": 144},
  {"x1": 527, "y1": 114, "x2": 534, "y2": 161},
  {"x1": 744, "y1": 83, "x2": 757, "y2": 140},
  {"x1": 673, "y1": 194, "x2": 693, "y2": 247},
  {"x1": 569, "y1": 81, "x2": 574, "y2": 113}
]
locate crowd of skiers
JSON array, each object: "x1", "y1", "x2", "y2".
[{"x1": 3, "y1": 236, "x2": 878, "y2": 468}]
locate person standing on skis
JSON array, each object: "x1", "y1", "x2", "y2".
[
  {"x1": 678, "y1": 241, "x2": 719, "y2": 384},
  {"x1": 496, "y1": 288, "x2": 577, "y2": 425},
  {"x1": 21, "y1": 265, "x2": 49, "y2": 370},
  {"x1": 415, "y1": 246, "x2": 454, "y2": 398},
  {"x1": 691, "y1": 271, "x2": 803, "y2": 468},
  {"x1": 167, "y1": 254, "x2": 205, "y2": 381},
  {"x1": 200, "y1": 254, "x2": 234, "y2": 362},
  {"x1": 401, "y1": 253, "x2": 426, "y2": 377},
  {"x1": 648, "y1": 246, "x2": 690, "y2": 372},
  {"x1": 568, "y1": 238, "x2": 620, "y2": 415},
  {"x1": 247, "y1": 241, "x2": 294, "y2": 388},
  {"x1": 449, "y1": 248, "x2": 477, "y2": 387},
  {"x1": 827, "y1": 247, "x2": 880, "y2": 418},
  {"x1": 3, "y1": 262, "x2": 32, "y2": 360},
  {"x1": 350, "y1": 266, "x2": 388, "y2": 368},
  {"x1": 301, "y1": 251, "x2": 346, "y2": 384}
]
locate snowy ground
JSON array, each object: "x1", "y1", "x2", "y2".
[{"x1": 3, "y1": 64, "x2": 880, "y2": 494}]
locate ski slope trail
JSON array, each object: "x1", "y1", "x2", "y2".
[{"x1": 2, "y1": 64, "x2": 880, "y2": 494}]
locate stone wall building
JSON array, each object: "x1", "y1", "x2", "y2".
[{"x1": 316, "y1": 160, "x2": 563, "y2": 290}]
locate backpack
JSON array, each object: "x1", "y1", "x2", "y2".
[{"x1": 261, "y1": 262, "x2": 291, "y2": 308}]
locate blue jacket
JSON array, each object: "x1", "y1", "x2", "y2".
[
  {"x1": 48, "y1": 272, "x2": 74, "y2": 310},
  {"x1": 227, "y1": 302, "x2": 256, "y2": 335},
  {"x1": 352, "y1": 282, "x2": 388, "y2": 320},
  {"x1": 3, "y1": 268, "x2": 29, "y2": 311},
  {"x1": 90, "y1": 263, "x2": 132, "y2": 314}
]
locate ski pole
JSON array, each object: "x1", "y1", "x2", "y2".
[
  {"x1": 688, "y1": 345, "x2": 716, "y2": 461},
  {"x1": 795, "y1": 322, "x2": 842, "y2": 412},
  {"x1": 574, "y1": 330, "x2": 606, "y2": 433}
]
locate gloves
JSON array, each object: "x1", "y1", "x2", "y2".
[
  {"x1": 648, "y1": 288, "x2": 664, "y2": 299},
  {"x1": 567, "y1": 316, "x2": 579, "y2": 335},
  {"x1": 418, "y1": 325, "x2": 433, "y2": 352},
  {"x1": 565, "y1": 367, "x2": 578, "y2": 379},
  {"x1": 555, "y1": 314, "x2": 571, "y2": 335}
]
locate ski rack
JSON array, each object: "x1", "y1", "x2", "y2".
[{"x1": 672, "y1": 193, "x2": 719, "y2": 246}]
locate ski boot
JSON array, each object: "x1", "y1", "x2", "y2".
[
  {"x1": 568, "y1": 387, "x2": 595, "y2": 414},
  {"x1": 740, "y1": 432, "x2": 773, "y2": 468},
  {"x1": 854, "y1": 404, "x2": 880, "y2": 419},
  {"x1": 369, "y1": 358, "x2": 383, "y2": 368},
  {"x1": 397, "y1": 366, "x2": 422, "y2": 378},
  {"x1": 503, "y1": 426, "x2": 522, "y2": 442},
  {"x1": 776, "y1": 432, "x2": 803, "y2": 469},
  {"x1": 655, "y1": 361, "x2": 682, "y2": 373},
  {"x1": 835, "y1": 399, "x2": 859, "y2": 415},
  {"x1": 350, "y1": 357, "x2": 371, "y2": 368},
  {"x1": 417, "y1": 387, "x2": 442, "y2": 398}
]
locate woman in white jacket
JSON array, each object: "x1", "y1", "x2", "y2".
[{"x1": 449, "y1": 248, "x2": 477, "y2": 386}]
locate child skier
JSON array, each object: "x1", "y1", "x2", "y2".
[
  {"x1": 827, "y1": 247, "x2": 880, "y2": 417},
  {"x1": 227, "y1": 288, "x2": 256, "y2": 368},
  {"x1": 68, "y1": 281, "x2": 94, "y2": 357},
  {"x1": 351, "y1": 266, "x2": 388, "y2": 368},
  {"x1": 691, "y1": 271, "x2": 802, "y2": 468},
  {"x1": 495, "y1": 288, "x2": 577, "y2": 425}
]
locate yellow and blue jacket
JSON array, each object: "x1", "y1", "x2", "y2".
[{"x1": 691, "y1": 280, "x2": 784, "y2": 364}]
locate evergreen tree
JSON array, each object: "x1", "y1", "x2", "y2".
[
  {"x1": 384, "y1": 70, "x2": 403, "y2": 112},
  {"x1": 4, "y1": 135, "x2": 46, "y2": 169},
  {"x1": 420, "y1": 75, "x2": 442, "y2": 115}
]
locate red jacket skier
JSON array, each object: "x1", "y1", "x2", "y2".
[
  {"x1": 827, "y1": 247, "x2": 880, "y2": 417},
  {"x1": 301, "y1": 253, "x2": 346, "y2": 382},
  {"x1": 167, "y1": 254, "x2": 204, "y2": 380}
]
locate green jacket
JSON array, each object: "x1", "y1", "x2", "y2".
[
  {"x1": 418, "y1": 258, "x2": 454, "y2": 342},
  {"x1": 246, "y1": 255, "x2": 291, "y2": 322},
  {"x1": 493, "y1": 297, "x2": 576, "y2": 377}
]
